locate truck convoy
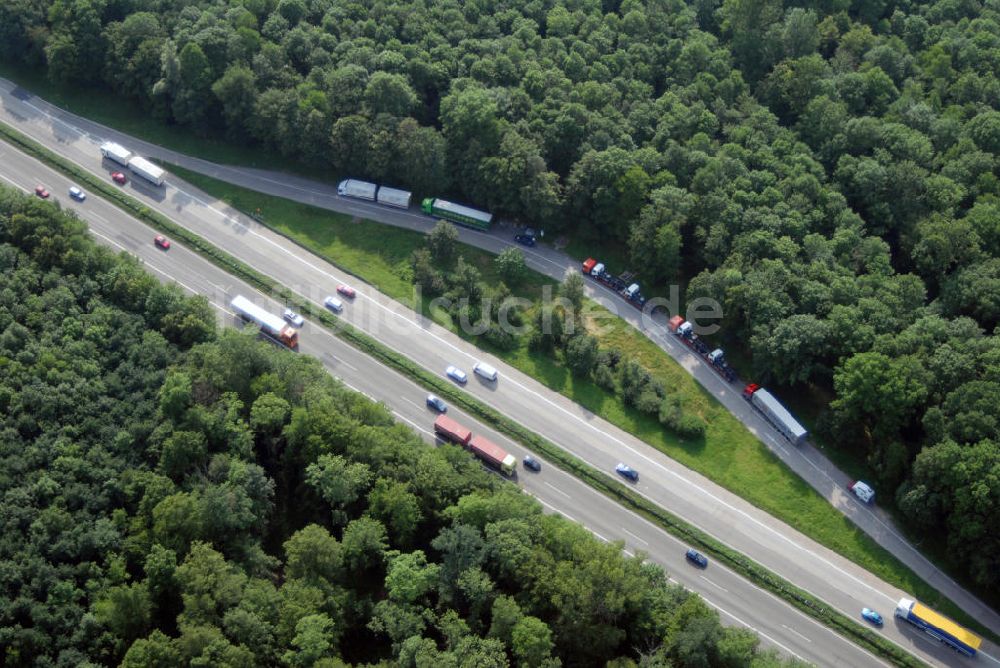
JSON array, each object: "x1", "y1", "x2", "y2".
[
  {"x1": 581, "y1": 258, "x2": 647, "y2": 309},
  {"x1": 433, "y1": 415, "x2": 516, "y2": 476},
  {"x1": 421, "y1": 198, "x2": 493, "y2": 230},
  {"x1": 895, "y1": 598, "x2": 982, "y2": 657},
  {"x1": 99, "y1": 141, "x2": 165, "y2": 186},
  {"x1": 230, "y1": 295, "x2": 299, "y2": 348},
  {"x1": 337, "y1": 179, "x2": 413, "y2": 209},
  {"x1": 742, "y1": 384, "x2": 807, "y2": 446},
  {"x1": 667, "y1": 315, "x2": 738, "y2": 383}
]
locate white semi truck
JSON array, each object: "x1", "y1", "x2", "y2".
[
  {"x1": 337, "y1": 179, "x2": 377, "y2": 201},
  {"x1": 100, "y1": 141, "x2": 132, "y2": 166},
  {"x1": 375, "y1": 185, "x2": 411, "y2": 209},
  {"x1": 127, "y1": 156, "x2": 165, "y2": 186}
]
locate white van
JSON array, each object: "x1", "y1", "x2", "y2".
[{"x1": 474, "y1": 362, "x2": 498, "y2": 382}]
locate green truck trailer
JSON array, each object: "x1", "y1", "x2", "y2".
[{"x1": 421, "y1": 197, "x2": 493, "y2": 231}]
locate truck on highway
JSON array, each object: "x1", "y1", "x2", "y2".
[
  {"x1": 581, "y1": 257, "x2": 647, "y2": 309},
  {"x1": 667, "y1": 315, "x2": 737, "y2": 382},
  {"x1": 433, "y1": 416, "x2": 515, "y2": 477},
  {"x1": 337, "y1": 179, "x2": 377, "y2": 201},
  {"x1": 100, "y1": 141, "x2": 132, "y2": 166},
  {"x1": 230, "y1": 295, "x2": 298, "y2": 348},
  {"x1": 376, "y1": 185, "x2": 412, "y2": 209},
  {"x1": 895, "y1": 598, "x2": 981, "y2": 657},
  {"x1": 469, "y1": 435, "x2": 517, "y2": 477},
  {"x1": 742, "y1": 384, "x2": 807, "y2": 445},
  {"x1": 433, "y1": 414, "x2": 472, "y2": 446},
  {"x1": 421, "y1": 197, "x2": 493, "y2": 230},
  {"x1": 127, "y1": 156, "x2": 165, "y2": 186}
]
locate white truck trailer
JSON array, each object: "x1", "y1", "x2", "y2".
[
  {"x1": 376, "y1": 186, "x2": 412, "y2": 209},
  {"x1": 127, "y1": 156, "x2": 165, "y2": 186},
  {"x1": 742, "y1": 384, "x2": 808, "y2": 445},
  {"x1": 100, "y1": 141, "x2": 132, "y2": 166},
  {"x1": 230, "y1": 295, "x2": 298, "y2": 348},
  {"x1": 337, "y1": 179, "x2": 377, "y2": 201}
]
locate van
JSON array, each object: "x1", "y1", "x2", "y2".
[{"x1": 474, "y1": 362, "x2": 498, "y2": 382}]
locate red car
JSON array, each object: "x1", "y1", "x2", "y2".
[
  {"x1": 34, "y1": 185, "x2": 50, "y2": 198},
  {"x1": 154, "y1": 235, "x2": 171, "y2": 250},
  {"x1": 336, "y1": 284, "x2": 356, "y2": 298},
  {"x1": 111, "y1": 171, "x2": 127, "y2": 185}
]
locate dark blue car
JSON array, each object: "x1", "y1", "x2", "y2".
[
  {"x1": 522, "y1": 456, "x2": 541, "y2": 472},
  {"x1": 685, "y1": 549, "x2": 708, "y2": 568},
  {"x1": 615, "y1": 462, "x2": 638, "y2": 482},
  {"x1": 426, "y1": 394, "x2": 447, "y2": 413},
  {"x1": 514, "y1": 228, "x2": 537, "y2": 246},
  {"x1": 861, "y1": 608, "x2": 883, "y2": 627}
]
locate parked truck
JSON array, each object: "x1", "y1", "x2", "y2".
[
  {"x1": 469, "y1": 435, "x2": 517, "y2": 477},
  {"x1": 895, "y1": 598, "x2": 981, "y2": 657},
  {"x1": 421, "y1": 197, "x2": 493, "y2": 230},
  {"x1": 667, "y1": 315, "x2": 738, "y2": 382},
  {"x1": 337, "y1": 179, "x2": 377, "y2": 201},
  {"x1": 230, "y1": 295, "x2": 298, "y2": 348},
  {"x1": 100, "y1": 141, "x2": 132, "y2": 166},
  {"x1": 742, "y1": 384, "x2": 807, "y2": 445},
  {"x1": 581, "y1": 258, "x2": 647, "y2": 309},
  {"x1": 376, "y1": 185, "x2": 412, "y2": 209},
  {"x1": 127, "y1": 156, "x2": 165, "y2": 186},
  {"x1": 433, "y1": 415, "x2": 472, "y2": 446}
]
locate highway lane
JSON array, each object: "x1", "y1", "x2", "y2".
[
  {"x1": 1, "y1": 74, "x2": 990, "y2": 643},
  {"x1": 0, "y1": 145, "x2": 890, "y2": 667},
  {"x1": 0, "y1": 103, "x2": 994, "y2": 666}
]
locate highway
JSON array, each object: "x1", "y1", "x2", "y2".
[
  {"x1": 1, "y1": 83, "x2": 996, "y2": 666},
  {"x1": 0, "y1": 143, "x2": 886, "y2": 667},
  {"x1": 2, "y1": 74, "x2": 992, "y2": 647}
]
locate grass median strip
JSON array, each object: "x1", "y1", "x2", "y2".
[
  {"x1": 163, "y1": 160, "x2": 994, "y2": 643},
  {"x1": 0, "y1": 122, "x2": 948, "y2": 663}
]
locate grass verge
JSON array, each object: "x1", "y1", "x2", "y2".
[
  {"x1": 0, "y1": 120, "x2": 971, "y2": 662},
  {"x1": 162, "y1": 162, "x2": 997, "y2": 645}
]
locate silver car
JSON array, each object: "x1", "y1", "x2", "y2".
[
  {"x1": 324, "y1": 296, "x2": 344, "y2": 313},
  {"x1": 283, "y1": 309, "x2": 304, "y2": 327}
]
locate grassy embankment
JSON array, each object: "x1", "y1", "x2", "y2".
[{"x1": 165, "y1": 161, "x2": 992, "y2": 641}]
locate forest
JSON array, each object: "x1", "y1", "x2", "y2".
[
  {"x1": 1, "y1": 0, "x2": 998, "y2": 596},
  {"x1": 0, "y1": 189, "x2": 809, "y2": 665}
]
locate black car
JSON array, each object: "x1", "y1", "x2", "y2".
[
  {"x1": 522, "y1": 455, "x2": 541, "y2": 472},
  {"x1": 685, "y1": 549, "x2": 708, "y2": 568},
  {"x1": 514, "y1": 228, "x2": 537, "y2": 246}
]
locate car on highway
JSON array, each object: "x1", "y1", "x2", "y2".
[
  {"x1": 848, "y1": 480, "x2": 875, "y2": 504},
  {"x1": 426, "y1": 394, "x2": 447, "y2": 412},
  {"x1": 522, "y1": 455, "x2": 541, "y2": 472},
  {"x1": 685, "y1": 549, "x2": 708, "y2": 568},
  {"x1": 861, "y1": 608, "x2": 883, "y2": 627},
  {"x1": 446, "y1": 365, "x2": 468, "y2": 384},
  {"x1": 153, "y1": 235, "x2": 170, "y2": 250},
  {"x1": 336, "y1": 284, "x2": 356, "y2": 298},
  {"x1": 514, "y1": 229, "x2": 537, "y2": 246},
  {"x1": 615, "y1": 462, "x2": 638, "y2": 482},
  {"x1": 283, "y1": 309, "x2": 304, "y2": 327},
  {"x1": 68, "y1": 186, "x2": 86, "y2": 201},
  {"x1": 34, "y1": 185, "x2": 50, "y2": 198},
  {"x1": 111, "y1": 171, "x2": 127, "y2": 184},
  {"x1": 324, "y1": 295, "x2": 344, "y2": 313}
]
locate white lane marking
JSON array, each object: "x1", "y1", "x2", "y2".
[
  {"x1": 979, "y1": 651, "x2": 1000, "y2": 666},
  {"x1": 338, "y1": 359, "x2": 357, "y2": 372},
  {"x1": 88, "y1": 212, "x2": 108, "y2": 225},
  {"x1": 623, "y1": 528, "x2": 648, "y2": 546},
  {"x1": 401, "y1": 397, "x2": 422, "y2": 410},
  {"x1": 781, "y1": 624, "x2": 812, "y2": 643},
  {"x1": 543, "y1": 481, "x2": 571, "y2": 499},
  {"x1": 392, "y1": 411, "x2": 432, "y2": 436},
  {"x1": 704, "y1": 600, "x2": 807, "y2": 663},
  {"x1": 699, "y1": 575, "x2": 729, "y2": 593},
  {"x1": 7, "y1": 93, "x2": 989, "y2": 635}
]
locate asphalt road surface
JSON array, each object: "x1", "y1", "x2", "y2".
[
  {"x1": 1, "y1": 81, "x2": 997, "y2": 666},
  {"x1": 0, "y1": 144, "x2": 892, "y2": 668}
]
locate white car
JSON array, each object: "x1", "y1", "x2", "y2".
[
  {"x1": 849, "y1": 480, "x2": 875, "y2": 504},
  {"x1": 68, "y1": 186, "x2": 86, "y2": 201},
  {"x1": 283, "y1": 309, "x2": 304, "y2": 327},
  {"x1": 446, "y1": 365, "x2": 468, "y2": 384},
  {"x1": 324, "y1": 296, "x2": 344, "y2": 313}
]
